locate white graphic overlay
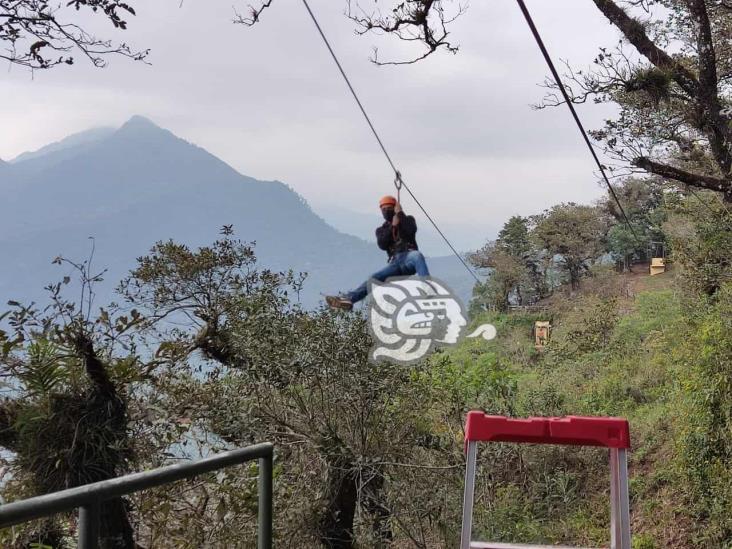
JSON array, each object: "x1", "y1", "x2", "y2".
[{"x1": 367, "y1": 276, "x2": 496, "y2": 363}]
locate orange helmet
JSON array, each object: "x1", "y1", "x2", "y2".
[{"x1": 379, "y1": 195, "x2": 397, "y2": 208}]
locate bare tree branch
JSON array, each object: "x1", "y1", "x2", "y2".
[
  {"x1": 347, "y1": 0, "x2": 466, "y2": 65},
  {"x1": 633, "y1": 156, "x2": 731, "y2": 198},
  {"x1": 0, "y1": 0, "x2": 148, "y2": 69},
  {"x1": 591, "y1": 0, "x2": 699, "y2": 96},
  {"x1": 233, "y1": 0, "x2": 274, "y2": 26},
  {"x1": 235, "y1": 0, "x2": 467, "y2": 65}
]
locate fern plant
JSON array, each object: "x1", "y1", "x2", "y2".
[{"x1": 20, "y1": 339, "x2": 73, "y2": 395}]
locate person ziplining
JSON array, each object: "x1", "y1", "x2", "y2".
[
  {"x1": 297, "y1": 0, "x2": 481, "y2": 298},
  {"x1": 325, "y1": 195, "x2": 430, "y2": 311}
]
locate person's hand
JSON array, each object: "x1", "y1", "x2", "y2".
[{"x1": 392, "y1": 203, "x2": 402, "y2": 227}]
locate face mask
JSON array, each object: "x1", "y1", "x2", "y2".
[{"x1": 382, "y1": 209, "x2": 395, "y2": 222}]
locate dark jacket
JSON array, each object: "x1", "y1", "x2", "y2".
[{"x1": 376, "y1": 211, "x2": 419, "y2": 261}]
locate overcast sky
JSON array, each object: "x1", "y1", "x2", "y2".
[{"x1": 1, "y1": 0, "x2": 624, "y2": 254}]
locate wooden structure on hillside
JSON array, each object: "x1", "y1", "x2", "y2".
[
  {"x1": 534, "y1": 321, "x2": 551, "y2": 349},
  {"x1": 649, "y1": 241, "x2": 666, "y2": 276},
  {"x1": 650, "y1": 257, "x2": 666, "y2": 276}
]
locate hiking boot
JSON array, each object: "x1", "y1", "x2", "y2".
[{"x1": 326, "y1": 295, "x2": 353, "y2": 311}]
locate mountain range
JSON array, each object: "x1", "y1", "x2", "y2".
[{"x1": 0, "y1": 117, "x2": 480, "y2": 309}]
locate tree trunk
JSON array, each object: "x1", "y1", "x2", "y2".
[
  {"x1": 99, "y1": 498, "x2": 136, "y2": 549},
  {"x1": 319, "y1": 460, "x2": 359, "y2": 549},
  {"x1": 569, "y1": 264, "x2": 581, "y2": 290},
  {"x1": 361, "y1": 470, "x2": 393, "y2": 544},
  {"x1": 75, "y1": 334, "x2": 136, "y2": 549}
]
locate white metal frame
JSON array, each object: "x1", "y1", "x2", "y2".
[{"x1": 460, "y1": 442, "x2": 631, "y2": 549}]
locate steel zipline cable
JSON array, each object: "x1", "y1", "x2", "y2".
[
  {"x1": 299, "y1": 0, "x2": 482, "y2": 285},
  {"x1": 514, "y1": 0, "x2": 642, "y2": 244}
]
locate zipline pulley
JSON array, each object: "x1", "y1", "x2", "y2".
[{"x1": 394, "y1": 171, "x2": 404, "y2": 203}]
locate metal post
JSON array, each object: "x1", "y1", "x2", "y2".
[
  {"x1": 610, "y1": 449, "x2": 618, "y2": 549},
  {"x1": 78, "y1": 501, "x2": 100, "y2": 549},
  {"x1": 258, "y1": 455, "x2": 273, "y2": 549},
  {"x1": 460, "y1": 441, "x2": 478, "y2": 549},
  {"x1": 609, "y1": 448, "x2": 632, "y2": 549},
  {"x1": 616, "y1": 449, "x2": 631, "y2": 549}
]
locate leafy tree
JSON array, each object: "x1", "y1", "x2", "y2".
[
  {"x1": 0, "y1": 256, "x2": 154, "y2": 548},
  {"x1": 607, "y1": 223, "x2": 644, "y2": 271},
  {"x1": 663, "y1": 192, "x2": 732, "y2": 296},
  {"x1": 1, "y1": 232, "x2": 468, "y2": 548},
  {"x1": 470, "y1": 242, "x2": 528, "y2": 312},
  {"x1": 532, "y1": 203, "x2": 609, "y2": 290},
  {"x1": 603, "y1": 178, "x2": 664, "y2": 226},
  {"x1": 470, "y1": 216, "x2": 553, "y2": 312},
  {"x1": 120, "y1": 232, "x2": 452, "y2": 548},
  {"x1": 602, "y1": 178, "x2": 667, "y2": 271},
  {"x1": 498, "y1": 216, "x2": 552, "y2": 301},
  {"x1": 0, "y1": 0, "x2": 148, "y2": 69},
  {"x1": 496, "y1": 215, "x2": 533, "y2": 258}
]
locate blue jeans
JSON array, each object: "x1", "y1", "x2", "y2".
[{"x1": 346, "y1": 250, "x2": 430, "y2": 304}]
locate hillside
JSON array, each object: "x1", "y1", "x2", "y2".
[
  {"x1": 428, "y1": 266, "x2": 730, "y2": 547},
  {"x1": 0, "y1": 117, "x2": 478, "y2": 308}
]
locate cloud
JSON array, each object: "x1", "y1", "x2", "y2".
[{"x1": 0, "y1": 0, "x2": 622, "y2": 244}]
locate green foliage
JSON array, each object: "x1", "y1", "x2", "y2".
[
  {"x1": 608, "y1": 223, "x2": 644, "y2": 270},
  {"x1": 0, "y1": 252, "x2": 169, "y2": 547},
  {"x1": 533, "y1": 203, "x2": 610, "y2": 289},
  {"x1": 425, "y1": 347, "x2": 518, "y2": 416},
  {"x1": 3, "y1": 216, "x2": 732, "y2": 548},
  {"x1": 454, "y1": 273, "x2": 731, "y2": 547},
  {"x1": 603, "y1": 178, "x2": 667, "y2": 271},
  {"x1": 624, "y1": 67, "x2": 672, "y2": 104},
  {"x1": 632, "y1": 533, "x2": 658, "y2": 549},
  {"x1": 497, "y1": 215, "x2": 533, "y2": 258},
  {"x1": 469, "y1": 247, "x2": 527, "y2": 313},
  {"x1": 549, "y1": 297, "x2": 619, "y2": 358},
  {"x1": 470, "y1": 216, "x2": 549, "y2": 312},
  {"x1": 21, "y1": 339, "x2": 73, "y2": 395},
  {"x1": 673, "y1": 283, "x2": 732, "y2": 545},
  {"x1": 119, "y1": 233, "x2": 458, "y2": 546},
  {"x1": 664, "y1": 195, "x2": 732, "y2": 296}
]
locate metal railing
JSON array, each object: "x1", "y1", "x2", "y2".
[{"x1": 0, "y1": 442, "x2": 274, "y2": 549}]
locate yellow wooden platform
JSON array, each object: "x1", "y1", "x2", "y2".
[{"x1": 650, "y1": 257, "x2": 665, "y2": 276}]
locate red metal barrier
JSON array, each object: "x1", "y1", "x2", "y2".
[
  {"x1": 460, "y1": 412, "x2": 632, "y2": 549},
  {"x1": 464, "y1": 411, "x2": 631, "y2": 449}
]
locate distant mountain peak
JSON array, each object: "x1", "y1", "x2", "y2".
[
  {"x1": 119, "y1": 115, "x2": 162, "y2": 132},
  {"x1": 114, "y1": 116, "x2": 181, "y2": 145}
]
